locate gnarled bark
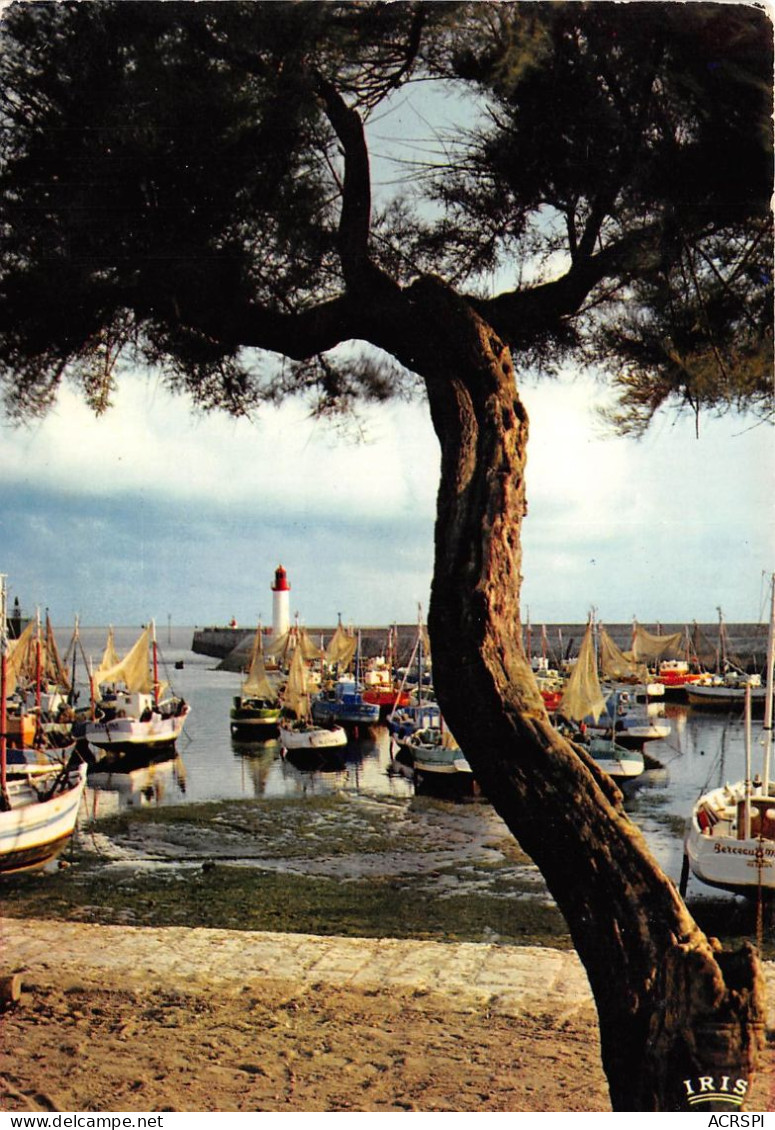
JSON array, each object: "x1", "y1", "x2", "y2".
[{"x1": 390, "y1": 276, "x2": 765, "y2": 1111}]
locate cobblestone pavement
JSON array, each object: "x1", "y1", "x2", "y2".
[
  {"x1": 3, "y1": 917, "x2": 775, "y2": 1027},
  {"x1": 1, "y1": 917, "x2": 596, "y2": 1020}
]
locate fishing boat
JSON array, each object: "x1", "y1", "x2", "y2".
[
  {"x1": 229, "y1": 626, "x2": 281, "y2": 740},
  {"x1": 278, "y1": 647, "x2": 346, "y2": 753},
  {"x1": 312, "y1": 677, "x2": 381, "y2": 729},
  {"x1": 80, "y1": 623, "x2": 190, "y2": 760},
  {"x1": 584, "y1": 736, "x2": 645, "y2": 784},
  {"x1": 361, "y1": 629, "x2": 412, "y2": 718},
  {"x1": 682, "y1": 574, "x2": 775, "y2": 896},
  {"x1": 556, "y1": 618, "x2": 646, "y2": 784},
  {"x1": 400, "y1": 723, "x2": 477, "y2": 796},
  {"x1": 312, "y1": 631, "x2": 380, "y2": 730},
  {"x1": 0, "y1": 760, "x2": 87, "y2": 875},
  {"x1": 0, "y1": 576, "x2": 87, "y2": 875},
  {"x1": 684, "y1": 672, "x2": 770, "y2": 715}
]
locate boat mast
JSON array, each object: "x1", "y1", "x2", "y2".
[
  {"x1": 761, "y1": 572, "x2": 775, "y2": 795},
  {"x1": 69, "y1": 615, "x2": 79, "y2": 705},
  {"x1": 743, "y1": 682, "x2": 752, "y2": 840},
  {"x1": 151, "y1": 619, "x2": 160, "y2": 705}
]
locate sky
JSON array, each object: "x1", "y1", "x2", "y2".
[
  {"x1": 0, "y1": 12, "x2": 772, "y2": 631},
  {"x1": 0, "y1": 369, "x2": 772, "y2": 629}
]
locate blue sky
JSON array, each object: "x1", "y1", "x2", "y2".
[{"x1": 1, "y1": 369, "x2": 772, "y2": 629}]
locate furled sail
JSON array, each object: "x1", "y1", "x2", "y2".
[
  {"x1": 599, "y1": 627, "x2": 648, "y2": 682},
  {"x1": 91, "y1": 627, "x2": 153, "y2": 693},
  {"x1": 630, "y1": 624, "x2": 684, "y2": 663},
  {"x1": 558, "y1": 622, "x2": 607, "y2": 723}
]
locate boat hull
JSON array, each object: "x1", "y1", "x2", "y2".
[
  {"x1": 311, "y1": 698, "x2": 380, "y2": 728},
  {"x1": 81, "y1": 706, "x2": 190, "y2": 755},
  {"x1": 686, "y1": 684, "x2": 770, "y2": 714},
  {"x1": 0, "y1": 763, "x2": 87, "y2": 875},
  {"x1": 229, "y1": 704, "x2": 281, "y2": 740},
  {"x1": 686, "y1": 827, "x2": 775, "y2": 893},
  {"x1": 279, "y1": 723, "x2": 347, "y2": 751}
]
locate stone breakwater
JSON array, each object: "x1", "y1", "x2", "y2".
[
  {"x1": 193, "y1": 621, "x2": 770, "y2": 669},
  {"x1": 4, "y1": 917, "x2": 775, "y2": 1029}
]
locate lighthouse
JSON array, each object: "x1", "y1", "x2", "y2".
[{"x1": 271, "y1": 564, "x2": 291, "y2": 638}]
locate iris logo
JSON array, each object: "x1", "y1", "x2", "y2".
[{"x1": 683, "y1": 1075, "x2": 749, "y2": 1108}]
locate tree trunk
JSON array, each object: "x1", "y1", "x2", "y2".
[{"x1": 389, "y1": 277, "x2": 765, "y2": 1111}]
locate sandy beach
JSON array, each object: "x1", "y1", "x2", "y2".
[{"x1": 1, "y1": 917, "x2": 774, "y2": 1113}]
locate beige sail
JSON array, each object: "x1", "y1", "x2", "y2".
[
  {"x1": 4, "y1": 621, "x2": 35, "y2": 696},
  {"x1": 298, "y1": 628, "x2": 322, "y2": 663},
  {"x1": 559, "y1": 622, "x2": 607, "y2": 723},
  {"x1": 92, "y1": 627, "x2": 153, "y2": 693},
  {"x1": 242, "y1": 630, "x2": 277, "y2": 701},
  {"x1": 599, "y1": 627, "x2": 648, "y2": 682},
  {"x1": 324, "y1": 625, "x2": 356, "y2": 669},
  {"x1": 99, "y1": 627, "x2": 120, "y2": 672},
  {"x1": 631, "y1": 624, "x2": 684, "y2": 663},
  {"x1": 42, "y1": 615, "x2": 70, "y2": 690},
  {"x1": 283, "y1": 646, "x2": 310, "y2": 720},
  {"x1": 265, "y1": 628, "x2": 292, "y2": 663}
]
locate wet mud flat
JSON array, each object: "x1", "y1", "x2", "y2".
[
  {"x1": 1, "y1": 793, "x2": 567, "y2": 945},
  {"x1": 2, "y1": 790, "x2": 773, "y2": 957}
]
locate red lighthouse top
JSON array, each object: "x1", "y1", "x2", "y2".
[{"x1": 271, "y1": 564, "x2": 290, "y2": 592}]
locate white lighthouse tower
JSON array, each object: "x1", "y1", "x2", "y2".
[{"x1": 271, "y1": 564, "x2": 291, "y2": 638}]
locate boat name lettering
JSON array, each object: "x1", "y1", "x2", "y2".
[{"x1": 713, "y1": 843, "x2": 775, "y2": 858}]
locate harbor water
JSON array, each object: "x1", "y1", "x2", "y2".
[{"x1": 72, "y1": 625, "x2": 763, "y2": 902}]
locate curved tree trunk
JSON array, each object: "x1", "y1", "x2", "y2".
[{"x1": 384, "y1": 277, "x2": 765, "y2": 1111}]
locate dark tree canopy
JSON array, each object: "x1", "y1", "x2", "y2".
[
  {"x1": 0, "y1": 0, "x2": 771, "y2": 429},
  {"x1": 1, "y1": 1, "x2": 773, "y2": 1112}
]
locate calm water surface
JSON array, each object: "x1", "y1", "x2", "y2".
[{"x1": 73, "y1": 626, "x2": 759, "y2": 896}]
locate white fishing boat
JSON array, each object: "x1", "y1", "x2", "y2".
[
  {"x1": 0, "y1": 575, "x2": 87, "y2": 875},
  {"x1": 81, "y1": 623, "x2": 189, "y2": 759},
  {"x1": 278, "y1": 647, "x2": 346, "y2": 753},
  {"x1": 682, "y1": 574, "x2": 775, "y2": 895},
  {"x1": 0, "y1": 762, "x2": 87, "y2": 875}
]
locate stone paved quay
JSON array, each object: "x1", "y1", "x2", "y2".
[
  {"x1": 4, "y1": 917, "x2": 775, "y2": 1027},
  {"x1": 2, "y1": 917, "x2": 596, "y2": 1020}
]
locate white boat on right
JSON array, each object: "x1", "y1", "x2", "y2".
[
  {"x1": 278, "y1": 646, "x2": 346, "y2": 754},
  {"x1": 682, "y1": 573, "x2": 775, "y2": 896}
]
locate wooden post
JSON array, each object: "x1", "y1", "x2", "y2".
[{"x1": 0, "y1": 974, "x2": 22, "y2": 1010}]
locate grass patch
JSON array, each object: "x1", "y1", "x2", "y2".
[{"x1": 0, "y1": 861, "x2": 571, "y2": 948}]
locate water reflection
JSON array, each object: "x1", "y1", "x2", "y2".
[{"x1": 85, "y1": 754, "x2": 187, "y2": 816}]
